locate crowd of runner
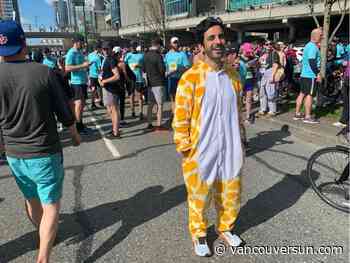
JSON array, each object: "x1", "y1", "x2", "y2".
[{"x1": 21, "y1": 30, "x2": 350, "y2": 137}]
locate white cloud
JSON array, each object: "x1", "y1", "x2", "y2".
[{"x1": 45, "y1": 0, "x2": 55, "y2": 5}]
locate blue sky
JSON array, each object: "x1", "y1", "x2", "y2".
[{"x1": 19, "y1": 0, "x2": 55, "y2": 28}]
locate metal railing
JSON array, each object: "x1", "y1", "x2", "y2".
[{"x1": 228, "y1": 0, "x2": 305, "y2": 11}]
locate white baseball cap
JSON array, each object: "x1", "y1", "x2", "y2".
[
  {"x1": 170, "y1": 37, "x2": 179, "y2": 44},
  {"x1": 112, "y1": 46, "x2": 121, "y2": 53}
]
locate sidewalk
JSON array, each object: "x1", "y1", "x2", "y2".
[{"x1": 255, "y1": 110, "x2": 345, "y2": 146}]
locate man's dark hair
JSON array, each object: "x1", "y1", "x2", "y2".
[
  {"x1": 195, "y1": 16, "x2": 225, "y2": 45},
  {"x1": 151, "y1": 37, "x2": 162, "y2": 47},
  {"x1": 72, "y1": 34, "x2": 85, "y2": 43},
  {"x1": 43, "y1": 47, "x2": 50, "y2": 55},
  {"x1": 93, "y1": 42, "x2": 102, "y2": 50}
]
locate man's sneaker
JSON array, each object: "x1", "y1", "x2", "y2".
[
  {"x1": 256, "y1": 111, "x2": 265, "y2": 118},
  {"x1": 217, "y1": 231, "x2": 245, "y2": 247},
  {"x1": 267, "y1": 112, "x2": 277, "y2": 117},
  {"x1": 193, "y1": 237, "x2": 211, "y2": 257},
  {"x1": 333, "y1": 122, "x2": 347, "y2": 128},
  {"x1": 120, "y1": 120, "x2": 127, "y2": 127},
  {"x1": 293, "y1": 113, "x2": 304, "y2": 121},
  {"x1": 303, "y1": 117, "x2": 320, "y2": 124}
]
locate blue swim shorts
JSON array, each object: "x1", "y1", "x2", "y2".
[{"x1": 7, "y1": 153, "x2": 64, "y2": 204}]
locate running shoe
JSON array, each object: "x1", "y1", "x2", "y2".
[{"x1": 193, "y1": 237, "x2": 211, "y2": 257}]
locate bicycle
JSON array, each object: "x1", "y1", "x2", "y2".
[{"x1": 306, "y1": 128, "x2": 349, "y2": 213}]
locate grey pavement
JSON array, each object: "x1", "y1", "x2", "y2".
[{"x1": 0, "y1": 103, "x2": 349, "y2": 263}]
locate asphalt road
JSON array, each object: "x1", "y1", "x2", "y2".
[{"x1": 0, "y1": 104, "x2": 349, "y2": 263}]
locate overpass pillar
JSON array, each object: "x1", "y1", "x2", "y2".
[{"x1": 288, "y1": 23, "x2": 296, "y2": 43}]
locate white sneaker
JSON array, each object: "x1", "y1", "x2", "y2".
[
  {"x1": 333, "y1": 122, "x2": 347, "y2": 128},
  {"x1": 217, "y1": 231, "x2": 245, "y2": 247},
  {"x1": 193, "y1": 237, "x2": 211, "y2": 257}
]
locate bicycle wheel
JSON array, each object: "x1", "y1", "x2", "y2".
[{"x1": 307, "y1": 146, "x2": 350, "y2": 213}]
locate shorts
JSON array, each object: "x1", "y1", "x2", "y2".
[
  {"x1": 168, "y1": 77, "x2": 180, "y2": 96},
  {"x1": 127, "y1": 81, "x2": 146, "y2": 95},
  {"x1": 300, "y1": 77, "x2": 318, "y2": 97},
  {"x1": 7, "y1": 153, "x2": 64, "y2": 204},
  {"x1": 148, "y1": 86, "x2": 164, "y2": 106},
  {"x1": 244, "y1": 79, "x2": 255, "y2": 92},
  {"x1": 103, "y1": 89, "x2": 120, "y2": 107},
  {"x1": 71, "y1": 84, "x2": 88, "y2": 101},
  {"x1": 89, "y1": 77, "x2": 100, "y2": 88}
]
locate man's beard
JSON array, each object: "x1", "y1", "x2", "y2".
[{"x1": 205, "y1": 45, "x2": 225, "y2": 63}]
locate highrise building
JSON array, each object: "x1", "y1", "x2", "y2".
[
  {"x1": 53, "y1": 0, "x2": 69, "y2": 29},
  {"x1": 0, "y1": 0, "x2": 20, "y2": 22}
]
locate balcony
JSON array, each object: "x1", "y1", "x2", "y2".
[{"x1": 228, "y1": 0, "x2": 304, "y2": 11}]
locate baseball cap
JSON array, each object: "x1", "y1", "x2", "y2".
[
  {"x1": 0, "y1": 20, "x2": 26, "y2": 57},
  {"x1": 113, "y1": 46, "x2": 121, "y2": 53},
  {"x1": 170, "y1": 37, "x2": 179, "y2": 44}
]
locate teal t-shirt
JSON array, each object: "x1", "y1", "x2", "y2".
[
  {"x1": 88, "y1": 51, "x2": 102, "y2": 78},
  {"x1": 301, "y1": 42, "x2": 320, "y2": 79},
  {"x1": 124, "y1": 52, "x2": 144, "y2": 83},
  {"x1": 43, "y1": 57, "x2": 57, "y2": 69},
  {"x1": 164, "y1": 50, "x2": 190, "y2": 79},
  {"x1": 65, "y1": 47, "x2": 87, "y2": 85}
]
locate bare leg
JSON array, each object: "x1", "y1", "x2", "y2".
[
  {"x1": 25, "y1": 198, "x2": 43, "y2": 228},
  {"x1": 156, "y1": 104, "x2": 163, "y2": 127},
  {"x1": 170, "y1": 95, "x2": 175, "y2": 116},
  {"x1": 37, "y1": 202, "x2": 60, "y2": 263},
  {"x1": 295, "y1": 92, "x2": 305, "y2": 115},
  {"x1": 304, "y1": 95, "x2": 313, "y2": 118}
]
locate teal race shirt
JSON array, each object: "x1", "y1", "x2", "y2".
[
  {"x1": 124, "y1": 52, "x2": 144, "y2": 83},
  {"x1": 43, "y1": 57, "x2": 57, "y2": 69},
  {"x1": 88, "y1": 51, "x2": 102, "y2": 78},
  {"x1": 164, "y1": 50, "x2": 190, "y2": 79},
  {"x1": 301, "y1": 42, "x2": 320, "y2": 79},
  {"x1": 65, "y1": 47, "x2": 87, "y2": 85}
]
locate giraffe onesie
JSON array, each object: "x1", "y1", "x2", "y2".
[{"x1": 173, "y1": 60, "x2": 245, "y2": 239}]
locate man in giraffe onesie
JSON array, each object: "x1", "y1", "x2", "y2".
[{"x1": 173, "y1": 17, "x2": 246, "y2": 257}]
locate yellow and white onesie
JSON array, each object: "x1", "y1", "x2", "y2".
[{"x1": 173, "y1": 60, "x2": 245, "y2": 239}]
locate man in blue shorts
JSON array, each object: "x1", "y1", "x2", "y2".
[
  {"x1": 164, "y1": 37, "x2": 191, "y2": 115},
  {"x1": 294, "y1": 28, "x2": 322, "y2": 124},
  {"x1": 0, "y1": 21, "x2": 80, "y2": 263}
]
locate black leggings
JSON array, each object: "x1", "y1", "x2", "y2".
[
  {"x1": 118, "y1": 88, "x2": 126, "y2": 121},
  {"x1": 340, "y1": 79, "x2": 349, "y2": 125}
]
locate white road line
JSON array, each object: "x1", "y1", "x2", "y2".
[{"x1": 90, "y1": 116, "x2": 121, "y2": 158}]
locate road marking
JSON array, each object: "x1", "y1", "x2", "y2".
[{"x1": 90, "y1": 116, "x2": 121, "y2": 158}]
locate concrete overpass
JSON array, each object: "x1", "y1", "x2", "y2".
[{"x1": 24, "y1": 32, "x2": 100, "y2": 39}]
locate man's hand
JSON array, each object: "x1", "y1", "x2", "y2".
[
  {"x1": 99, "y1": 79, "x2": 104, "y2": 87},
  {"x1": 82, "y1": 61, "x2": 90, "y2": 68},
  {"x1": 316, "y1": 74, "x2": 322, "y2": 83}
]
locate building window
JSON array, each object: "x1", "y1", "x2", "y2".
[{"x1": 165, "y1": 0, "x2": 189, "y2": 17}]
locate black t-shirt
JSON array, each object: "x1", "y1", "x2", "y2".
[
  {"x1": 102, "y1": 56, "x2": 120, "y2": 94},
  {"x1": 0, "y1": 62, "x2": 75, "y2": 158},
  {"x1": 266, "y1": 51, "x2": 280, "y2": 69}
]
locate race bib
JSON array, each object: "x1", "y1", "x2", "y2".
[{"x1": 170, "y1": 63, "x2": 177, "y2": 71}]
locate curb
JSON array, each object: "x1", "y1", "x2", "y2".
[{"x1": 260, "y1": 117, "x2": 339, "y2": 146}]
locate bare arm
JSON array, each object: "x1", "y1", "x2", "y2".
[{"x1": 65, "y1": 61, "x2": 90, "y2": 73}]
